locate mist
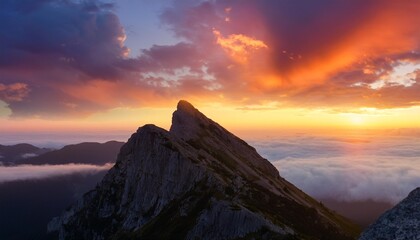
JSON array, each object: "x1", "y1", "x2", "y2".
[{"x1": 0, "y1": 163, "x2": 113, "y2": 183}]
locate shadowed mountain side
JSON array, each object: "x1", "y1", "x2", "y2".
[
  {"x1": 359, "y1": 188, "x2": 420, "y2": 240},
  {"x1": 320, "y1": 199, "x2": 393, "y2": 228},
  {"x1": 20, "y1": 141, "x2": 124, "y2": 165},
  {"x1": 49, "y1": 100, "x2": 360, "y2": 240}
]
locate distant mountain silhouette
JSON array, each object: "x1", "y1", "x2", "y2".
[
  {"x1": 0, "y1": 142, "x2": 123, "y2": 239},
  {"x1": 20, "y1": 141, "x2": 124, "y2": 165},
  {"x1": 49, "y1": 100, "x2": 360, "y2": 240},
  {"x1": 0, "y1": 143, "x2": 50, "y2": 165}
]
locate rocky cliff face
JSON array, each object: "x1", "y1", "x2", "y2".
[
  {"x1": 359, "y1": 188, "x2": 420, "y2": 240},
  {"x1": 49, "y1": 100, "x2": 359, "y2": 240}
]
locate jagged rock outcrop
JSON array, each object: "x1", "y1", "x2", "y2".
[
  {"x1": 359, "y1": 188, "x2": 420, "y2": 240},
  {"x1": 49, "y1": 100, "x2": 360, "y2": 240}
]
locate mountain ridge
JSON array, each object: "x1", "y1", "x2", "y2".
[
  {"x1": 49, "y1": 100, "x2": 360, "y2": 240},
  {"x1": 0, "y1": 143, "x2": 50, "y2": 165}
]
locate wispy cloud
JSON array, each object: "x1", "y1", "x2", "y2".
[
  {"x1": 0, "y1": 163, "x2": 113, "y2": 183},
  {"x1": 252, "y1": 134, "x2": 420, "y2": 204},
  {"x1": 21, "y1": 153, "x2": 38, "y2": 159}
]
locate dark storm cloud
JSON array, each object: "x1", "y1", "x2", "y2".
[
  {"x1": 0, "y1": 0, "x2": 127, "y2": 79},
  {"x1": 0, "y1": 0, "x2": 134, "y2": 117}
]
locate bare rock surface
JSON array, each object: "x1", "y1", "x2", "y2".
[
  {"x1": 359, "y1": 188, "x2": 420, "y2": 240},
  {"x1": 49, "y1": 100, "x2": 360, "y2": 240}
]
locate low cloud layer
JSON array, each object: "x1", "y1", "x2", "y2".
[
  {"x1": 252, "y1": 134, "x2": 420, "y2": 204},
  {"x1": 0, "y1": 163, "x2": 113, "y2": 183},
  {"x1": 273, "y1": 156, "x2": 419, "y2": 204}
]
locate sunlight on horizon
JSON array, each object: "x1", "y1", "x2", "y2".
[{"x1": 1, "y1": 103, "x2": 419, "y2": 141}]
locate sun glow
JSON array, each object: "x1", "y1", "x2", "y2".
[{"x1": 347, "y1": 114, "x2": 365, "y2": 125}]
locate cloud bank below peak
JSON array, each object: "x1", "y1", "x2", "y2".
[
  {"x1": 273, "y1": 156, "x2": 419, "y2": 204},
  {"x1": 252, "y1": 134, "x2": 420, "y2": 204},
  {"x1": 1, "y1": 0, "x2": 420, "y2": 117},
  {"x1": 0, "y1": 163, "x2": 113, "y2": 183}
]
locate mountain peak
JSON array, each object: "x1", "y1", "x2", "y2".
[
  {"x1": 177, "y1": 100, "x2": 197, "y2": 113},
  {"x1": 49, "y1": 100, "x2": 360, "y2": 240},
  {"x1": 170, "y1": 100, "x2": 207, "y2": 140},
  {"x1": 171, "y1": 100, "x2": 281, "y2": 181}
]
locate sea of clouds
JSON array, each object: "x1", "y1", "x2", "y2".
[
  {"x1": 251, "y1": 134, "x2": 420, "y2": 204},
  {"x1": 1, "y1": 132, "x2": 419, "y2": 204}
]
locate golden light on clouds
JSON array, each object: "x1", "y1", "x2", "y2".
[{"x1": 212, "y1": 29, "x2": 268, "y2": 63}]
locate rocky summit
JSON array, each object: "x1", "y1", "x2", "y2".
[
  {"x1": 48, "y1": 100, "x2": 359, "y2": 240},
  {"x1": 359, "y1": 188, "x2": 420, "y2": 240}
]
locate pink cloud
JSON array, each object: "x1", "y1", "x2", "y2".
[{"x1": 0, "y1": 83, "x2": 30, "y2": 102}]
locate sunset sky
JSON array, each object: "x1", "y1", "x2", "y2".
[{"x1": 1, "y1": 0, "x2": 420, "y2": 137}]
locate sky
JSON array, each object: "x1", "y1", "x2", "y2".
[{"x1": 1, "y1": 0, "x2": 420, "y2": 137}]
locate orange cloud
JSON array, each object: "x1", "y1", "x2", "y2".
[
  {"x1": 215, "y1": 0, "x2": 420, "y2": 106},
  {"x1": 213, "y1": 29, "x2": 268, "y2": 63}
]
